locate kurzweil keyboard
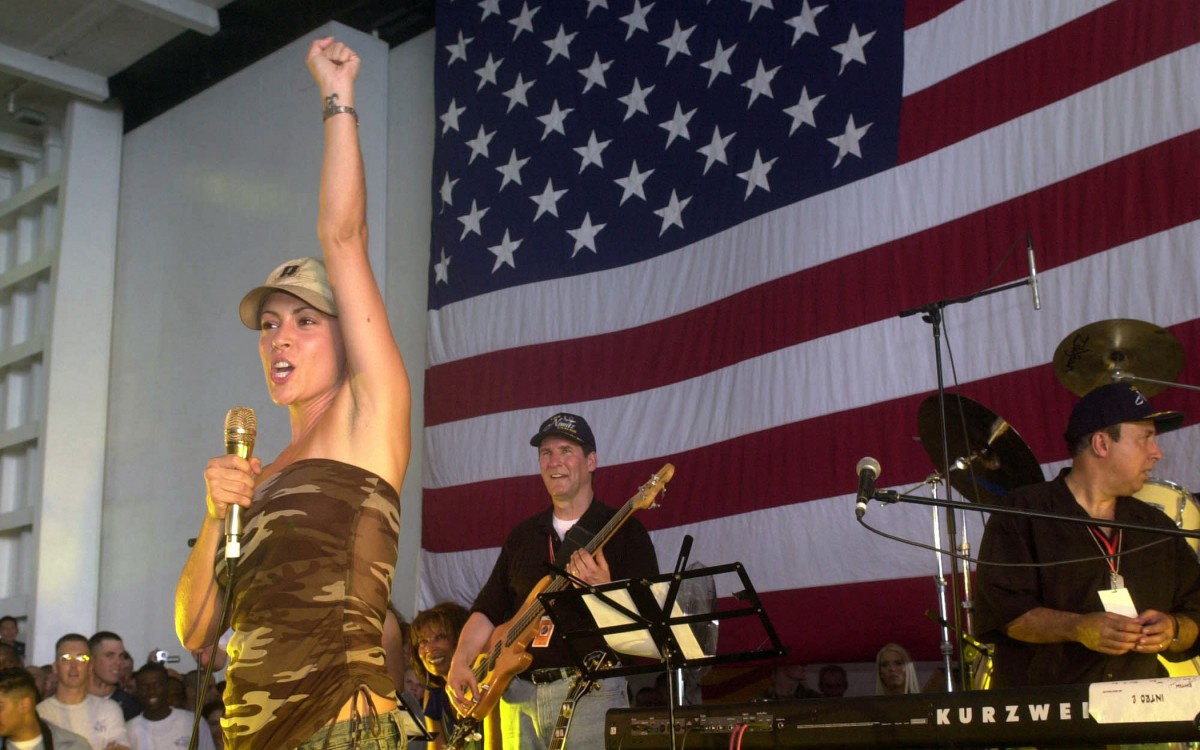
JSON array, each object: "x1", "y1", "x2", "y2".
[{"x1": 605, "y1": 677, "x2": 1200, "y2": 748}]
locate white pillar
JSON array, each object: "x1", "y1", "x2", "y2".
[{"x1": 31, "y1": 99, "x2": 122, "y2": 663}]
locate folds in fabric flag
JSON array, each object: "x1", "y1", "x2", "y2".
[{"x1": 424, "y1": 0, "x2": 1200, "y2": 664}]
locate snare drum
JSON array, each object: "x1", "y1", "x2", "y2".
[{"x1": 1133, "y1": 477, "x2": 1200, "y2": 557}]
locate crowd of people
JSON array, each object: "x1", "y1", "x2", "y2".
[{"x1": 0, "y1": 622, "x2": 226, "y2": 749}]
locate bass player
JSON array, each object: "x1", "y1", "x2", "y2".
[{"x1": 446, "y1": 413, "x2": 659, "y2": 749}]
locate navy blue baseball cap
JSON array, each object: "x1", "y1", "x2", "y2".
[
  {"x1": 1064, "y1": 382, "x2": 1184, "y2": 445},
  {"x1": 530, "y1": 413, "x2": 596, "y2": 451}
]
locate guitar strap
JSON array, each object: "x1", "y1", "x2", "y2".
[{"x1": 553, "y1": 516, "x2": 599, "y2": 568}]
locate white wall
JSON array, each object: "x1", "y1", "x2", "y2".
[
  {"x1": 385, "y1": 30, "x2": 435, "y2": 615},
  {"x1": 92, "y1": 23, "x2": 433, "y2": 663}
]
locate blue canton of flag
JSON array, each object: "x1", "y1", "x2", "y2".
[{"x1": 429, "y1": 0, "x2": 903, "y2": 309}]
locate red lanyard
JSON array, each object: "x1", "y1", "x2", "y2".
[{"x1": 1088, "y1": 526, "x2": 1122, "y2": 588}]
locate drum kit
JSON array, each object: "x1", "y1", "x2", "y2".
[{"x1": 913, "y1": 318, "x2": 1199, "y2": 688}]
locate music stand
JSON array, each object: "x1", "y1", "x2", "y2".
[
  {"x1": 540, "y1": 563, "x2": 785, "y2": 688},
  {"x1": 396, "y1": 690, "x2": 436, "y2": 744},
  {"x1": 540, "y1": 563, "x2": 783, "y2": 750}
]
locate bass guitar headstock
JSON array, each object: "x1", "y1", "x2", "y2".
[{"x1": 633, "y1": 463, "x2": 674, "y2": 511}]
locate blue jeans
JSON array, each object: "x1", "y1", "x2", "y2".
[
  {"x1": 295, "y1": 708, "x2": 408, "y2": 750},
  {"x1": 500, "y1": 675, "x2": 627, "y2": 749}
]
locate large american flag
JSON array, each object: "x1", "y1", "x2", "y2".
[{"x1": 421, "y1": 0, "x2": 1200, "y2": 667}]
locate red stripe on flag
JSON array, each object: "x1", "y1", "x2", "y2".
[
  {"x1": 904, "y1": 0, "x2": 965, "y2": 31},
  {"x1": 718, "y1": 578, "x2": 952, "y2": 664},
  {"x1": 424, "y1": 132, "x2": 1200, "y2": 427},
  {"x1": 898, "y1": 0, "x2": 1200, "y2": 163}
]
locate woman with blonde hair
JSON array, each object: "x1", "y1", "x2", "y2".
[{"x1": 875, "y1": 643, "x2": 921, "y2": 695}]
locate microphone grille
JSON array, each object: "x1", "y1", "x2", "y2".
[
  {"x1": 225, "y1": 406, "x2": 257, "y2": 441},
  {"x1": 856, "y1": 456, "x2": 881, "y2": 478}
]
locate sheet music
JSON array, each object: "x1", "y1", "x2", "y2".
[{"x1": 583, "y1": 581, "x2": 709, "y2": 660}]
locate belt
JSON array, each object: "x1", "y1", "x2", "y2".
[{"x1": 520, "y1": 666, "x2": 580, "y2": 685}]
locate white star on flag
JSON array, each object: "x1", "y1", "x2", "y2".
[
  {"x1": 478, "y1": 0, "x2": 500, "y2": 20},
  {"x1": 742, "y1": 60, "x2": 780, "y2": 107},
  {"x1": 833, "y1": 23, "x2": 875, "y2": 75},
  {"x1": 537, "y1": 100, "x2": 574, "y2": 140},
  {"x1": 433, "y1": 248, "x2": 450, "y2": 284},
  {"x1": 530, "y1": 179, "x2": 568, "y2": 220},
  {"x1": 659, "y1": 103, "x2": 696, "y2": 147},
  {"x1": 827, "y1": 114, "x2": 872, "y2": 167},
  {"x1": 488, "y1": 230, "x2": 522, "y2": 271},
  {"x1": 496, "y1": 149, "x2": 530, "y2": 190},
  {"x1": 502, "y1": 74, "x2": 535, "y2": 112},
  {"x1": 614, "y1": 160, "x2": 654, "y2": 205},
  {"x1": 465, "y1": 125, "x2": 495, "y2": 165},
  {"x1": 737, "y1": 149, "x2": 777, "y2": 198},
  {"x1": 697, "y1": 126, "x2": 735, "y2": 174},
  {"x1": 574, "y1": 131, "x2": 611, "y2": 173},
  {"x1": 445, "y1": 30, "x2": 472, "y2": 65},
  {"x1": 567, "y1": 213, "x2": 606, "y2": 256},
  {"x1": 578, "y1": 53, "x2": 613, "y2": 93},
  {"x1": 439, "y1": 98, "x2": 465, "y2": 135},
  {"x1": 659, "y1": 20, "x2": 695, "y2": 65},
  {"x1": 474, "y1": 53, "x2": 503, "y2": 90},
  {"x1": 509, "y1": 2, "x2": 539, "y2": 40},
  {"x1": 618, "y1": 78, "x2": 654, "y2": 121},
  {"x1": 700, "y1": 40, "x2": 737, "y2": 87},
  {"x1": 785, "y1": 1, "x2": 826, "y2": 45},
  {"x1": 457, "y1": 199, "x2": 488, "y2": 239},
  {"x1": 741, "y1": 0, "x2": 773, "y2": 21},
  {"x1": 783, "y1": 86, "x2": 824, "y2": 135},
  {"x1": 653, "y1": 189, "x2": 691, "y2": 235},
  {"x1": 544, "y1": 25, "x2": 576, "y2": 63},
  {"x1": 620, "y1": 0, "x2": 654, "y2": 40}
]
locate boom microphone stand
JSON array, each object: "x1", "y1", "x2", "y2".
[{"x1": 898, "y1": 270, "x2": 1038, "y2": 691}]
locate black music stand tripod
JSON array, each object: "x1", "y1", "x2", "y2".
[{"x1": 540, "y1": 555, "x2": 784, "y2": 749}]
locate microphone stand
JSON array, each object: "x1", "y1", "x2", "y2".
[
  {"x1": 899, "y1": 275, "x2": 1035, "y2": 692},
  {"x1": 1112, "y1": 370, "x2": 1200, "y2": 394},
  {"x1": 870, "y1": 488, "x2": 1200, "y2": 542}
]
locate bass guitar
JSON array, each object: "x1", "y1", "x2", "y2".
[
  {"x1": 549, "y1": 651, "x2": 613, "y2": 750},
  {"x1": 457, "y1": 464, "x2": 674, "y2": 725}
]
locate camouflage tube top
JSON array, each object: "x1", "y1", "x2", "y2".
[{"x1": 217, "y1": 458, "x2": 401, "y2": 750}]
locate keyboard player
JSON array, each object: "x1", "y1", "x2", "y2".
[{"x1": 976, "y1": 383, "x2": 1200, "y2": 687}]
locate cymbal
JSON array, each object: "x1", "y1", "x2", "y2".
[
  {"x1": 1052, "y1": 318, "x2": 1183, "y2": 397},
  {"x1": 917, "y1": 395, "x2": 1044, "y2": 504}
]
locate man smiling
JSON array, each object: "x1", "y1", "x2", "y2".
[
  {"x1": 126, "y1": 662, "x2": 213, "y2": 750},
  {"x1": 36, "y1": 634, "x2": 130, "y2": 750},
  {"x1": 446, "y1": 413, "x2": 659, "y2": 749}
]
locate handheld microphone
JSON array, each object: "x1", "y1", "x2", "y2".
[
  {"x1": 224, "y1": 407, "x2": 257, "y2": 560},
  {"x1": 855, "y1": 457, "x2": 881, "y2": 520},
  {"x1": 1026, "y1": 232, "x2": 1041, "y2": 311}
]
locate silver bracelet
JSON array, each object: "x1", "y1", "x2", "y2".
[{"x1": 322, "y1": 94, "x2": 359, "y2": 125}]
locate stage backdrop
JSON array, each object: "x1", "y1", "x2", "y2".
[{"x1": 417, "y1": 0, "x2": 1200, "y2": 664}]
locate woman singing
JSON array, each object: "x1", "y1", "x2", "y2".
[{"x1": 175, "y1": 37, "x2": 411, "y2": 750}]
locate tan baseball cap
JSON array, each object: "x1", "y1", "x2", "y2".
[{"x1": 238, "y1": 257, "x2": 337, "y2": 329}]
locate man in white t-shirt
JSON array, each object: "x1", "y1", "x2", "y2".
[
  {"x1": 35, "y1": 634, "x2": 130, "y2": 750},
  {"x1": 126, "y1": 662, "x2": 213, "y2": 750}
]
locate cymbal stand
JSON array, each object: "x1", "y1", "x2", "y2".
[
  {"x1": 899, "y1": 273, "x2": 1035, "y2": 692},
  {"x1": 927, "y1": 474, "x2": 956, "y2": 690}
]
